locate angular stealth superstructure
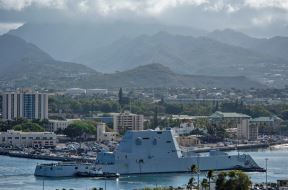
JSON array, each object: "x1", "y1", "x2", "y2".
[
  {"x1": 95, "y1": 129, "x2": 263, "y2": 174},
  {"x1": 35, "y1": 129, "x2": 263, "y2": 177}
]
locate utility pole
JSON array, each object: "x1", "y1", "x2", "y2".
[
  {"x1": 197, "y1": 154, "x2": 200, "y2": 189},
  {"x1": 265, "y1": 158, "x2": 268, "y2": 190}
]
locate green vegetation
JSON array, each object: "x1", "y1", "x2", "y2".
[
  {"x1": 187, "y1": 164, "x2": 198, "y2": 190},
  {"x1": 63, "y1": 120, "x2": 96, "y2": 139},
  {"x1": 49, "y1": 95, "x2": 288, "y2": 118},
  {"x1": 207, "y1": 170, "x2": 214, "y2": 190},
  {"x1": 215, "y1": 170, "x2": 252, "y2": 190},
  {"x1": 48, "y1": 95, "x2": 288, "y2": 137},
  {"x1": 13, "y1": 121, "x2": 44, "y2": 132},
  {"x1": 0, "y1": 118, "x2": 46, "y2": 132}
]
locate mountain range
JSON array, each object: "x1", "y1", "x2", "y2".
[
  {"x1": 0, "y1": 34, "x2": 97, "y2": 88},
  {"x1": 207, "y1": 29, "x2": 288, "y2": 61},
  {"x1": 0, "y1": 34, "x2": 262, "y2": 89},
  {"x1": 9, "y1": 22, "x2": 205, "y2": 61},
  {"x1": 4, "y1": 22, "x2": 288, "y2": 88},
  {"x1": 76, "y1": 31, "x2": 286, "y2": 78}
]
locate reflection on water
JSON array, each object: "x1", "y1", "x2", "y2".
[{"x1": 1, "y1": 146, "x2": 288, "y2": 190}]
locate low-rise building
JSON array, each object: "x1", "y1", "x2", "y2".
[
  {"x1": 44, "y1": 119, "x2": 80, "y2": 132},
  {"x1": 86, "y1": 89, "x2": 108, "y2": 96},
  {"x1": 96, "y1": 123, "x2": 118, "y2": 142},
  {"x1": 0, "y1": 130, "x2": 57, "y2": 148},
  {"x1": 172, "y1": 123, "x2": 195, "y2": 136},
  {"x1": 176, "y1": 135, "x2": 201, "y2": 147},
  {"x1": 65, "y1": 88, "x2": 86, "y2": 96}
]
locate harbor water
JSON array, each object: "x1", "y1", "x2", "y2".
[{"x1": 1, "y1": 145, "x2": 288, "y2": 190}]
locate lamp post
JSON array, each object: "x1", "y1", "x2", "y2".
[{"x1": 265, "y1": 158, "x2": 268, "y2": 190}]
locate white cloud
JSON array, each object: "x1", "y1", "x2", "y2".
[
  {"x1": 244, "y1": 0, "x2": 288, "y2": 10},
  {"x1": 1, "y1": 0, "x2": 287, "y2": 15},
  {"x1": 0, "y1": 0, "x2": 209, "y2": 14},
  {"x1": 252, "y1": 15, "x2": 274, "y2": 25},
  {"x1": 0, "y1": 22, "x2": 23, "y2": 34},
  {"x1": 204, "y1": 1, "x2": 240, "y2": 13},
  {"x1": 0, "y1": 0, "x2": 66, "y2": 11}
]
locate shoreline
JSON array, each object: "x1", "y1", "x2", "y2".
[
  {"x1": 0, "y1": 149, "x2": 95, "y2": 162},
  {"x1": 1, "y1": 141, "x2": 285, "y2": 162},
  {"x1": 193, "y1": 142, "x2": 273, "y2": 153}
]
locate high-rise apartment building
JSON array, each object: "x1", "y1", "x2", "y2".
[
  {"x1": 1, "y1": 91, "x2": 49, "y2": 120},
  {"x1": 113, "y1": 112, "x2": 144, "y2": 133}
]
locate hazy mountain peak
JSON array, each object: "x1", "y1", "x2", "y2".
[{"x1": 0, "y1": 34, "x2": 53, "y2": 65}]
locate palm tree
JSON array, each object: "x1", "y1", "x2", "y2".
[
  {"x1": 191, "y1": 164, "x2": 198, "y2": 174},
  {"x1": 189, "y1": 164, "x2": 198, "y2": 189},
  {"x1": 187, "y1": 177, "x2": 195, "y2": 190},
  {"x1": 201, "y1": 178, "x2": 209, "y2": 190},
  {"x1": 207, "y1": 170, "x2": 214, "y2": 190}
]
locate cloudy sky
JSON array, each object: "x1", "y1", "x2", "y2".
[{"x1": 0, "y1": 0, "x2": 287, "y2": 36}]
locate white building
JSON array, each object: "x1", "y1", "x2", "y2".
[
  {"x1": 86, "y1": 89, "x2": 108, "y2": 96},
  {"x1": 112, "y1": 112, "x2": 144, "y2": 133},
  {"x1": 44, "y1": 119, "x2": 80, "y2": 132},
  {"x1": 172, "y1": 123, "x2": 195, "y2": 136},
  {"x1": 1, "y1": 91, "x2": 49, "y2": 121},
  {"x1": 0, "y1": 130, "x2": 57, "y2": 148},
  {"x1": 65, "y1": 88, "x2": 86, "y2": 96},
  {"x1": 96, "y1": 123, "x2": 118, "y2": 142}
]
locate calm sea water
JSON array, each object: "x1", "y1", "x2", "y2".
[{"x1": 1, "y1": 145, "x2": 288, "y2": 190}]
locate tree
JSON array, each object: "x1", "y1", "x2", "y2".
[
  {"x1": 201, "y1": 178, "x2": 209, "y2": 190},
  {"x1": 118, "y1": 88, "x2": 123, "y2": 107},
  {"x1": 215, "y1": 170, "x2": 252, "y2": 190},
  {"x1": 153, "y1": 106, "x2": 159, "y2": 129},
  {"x1": 207, "y1": 170, "x2": 214, "y2": 190},
  {"x1": 13, "y1": 122, "x2": 44, "y2": 132},
  {"x1": 63, "y1": 120, "x2": 96, "y2": 140},
  {"x1": 187, "y1": 177, "x2": 195, "y2": 190},
  {"x1": 215, "y1": 172, "x2": 227, "y2": 190},
  {"x1": 188, "y1": 164, "x2": 198, "y2": 190}
]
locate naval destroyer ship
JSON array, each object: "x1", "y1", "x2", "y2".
[{"x1": 34, "y1": 129, "x2": 263, "y2": 177}]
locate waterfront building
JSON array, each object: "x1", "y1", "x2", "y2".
[
  {"x1": 209, "y1": 111, "x2": 258, "y2": 140},
  {"x1": 172, "y1": 123, "x2": 195, "y2": 136},
  {"x1": 247, "y1": 123, "x2": 259, "y2": 141},
  {"x1": 112, "y1": 111, "x2": 144, "y2": 133},
  {"x1": 96, "y1": 123, "x2": 118, "y2": 142},
  {"x1": 250, "y1": 116, "x2": 283, "y2": 128},
  {"x1": 1, "y1": 90, "x2": 49, "y2": 121},
  {"x1": 176, "y1": 135, "x2": 201, "y2": 147},
  {"x1": 0, "y1": 130, "x2": 57, "y2": 148}
]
